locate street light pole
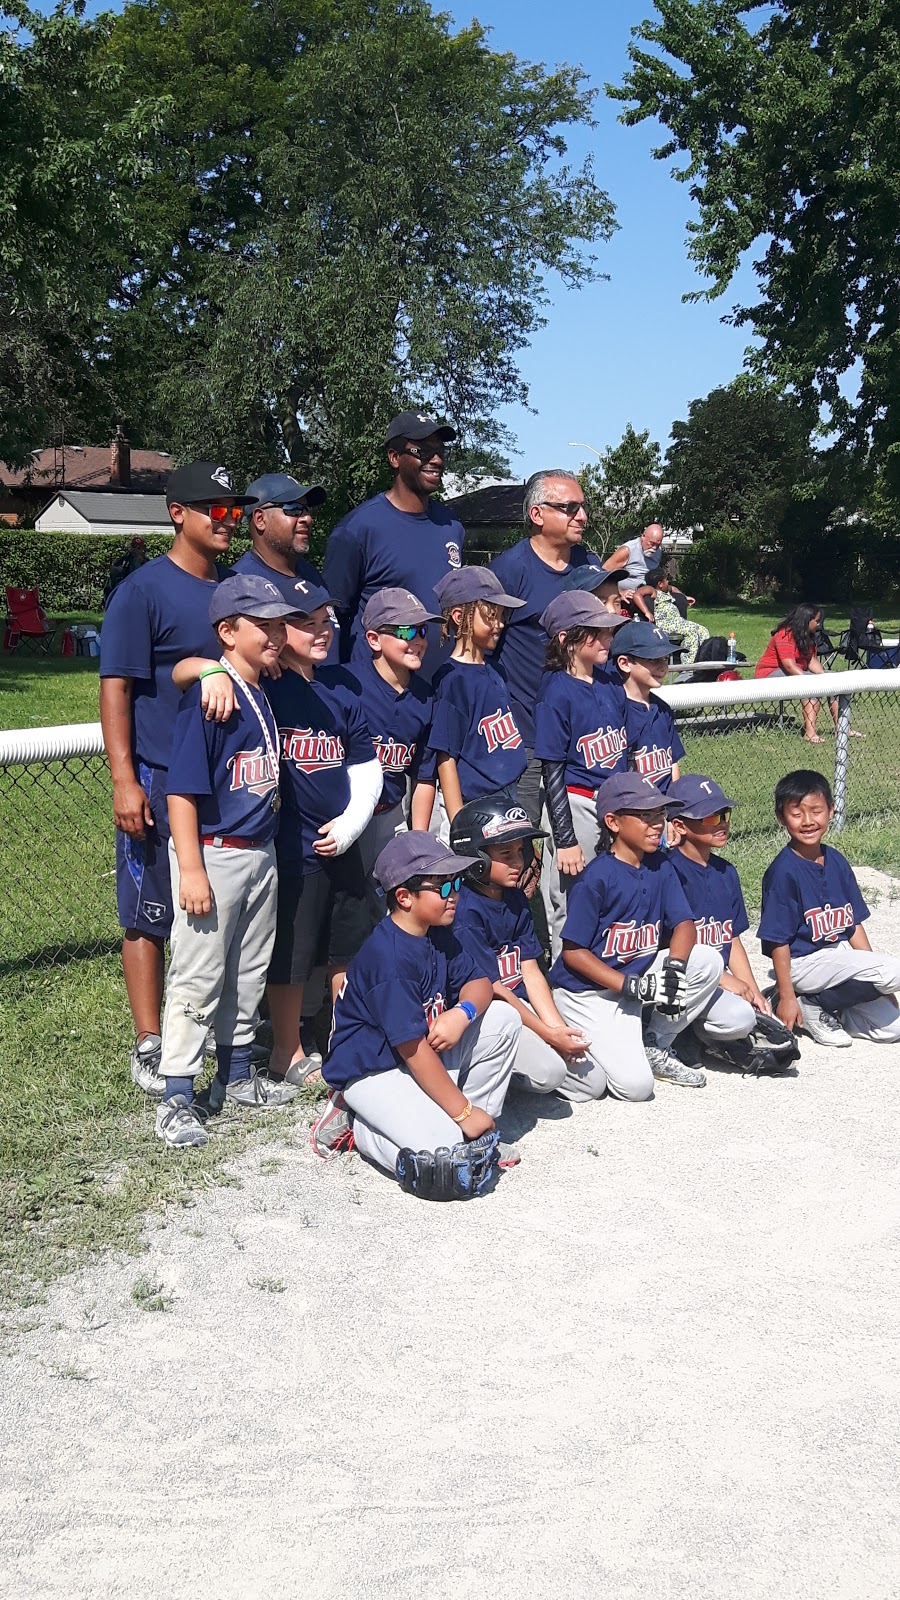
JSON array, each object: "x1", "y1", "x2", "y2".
[{"x1": 567, "y1": 440, "x2": 603, "y2": 460}]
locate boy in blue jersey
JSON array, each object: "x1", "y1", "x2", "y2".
[
  {"x1": 758, "y1": 770, "x2": 900, "y2": 1046},
  {"x1": 100, "y1": 461, "x2": 254, "y2": 1098},
  {"x1": 614, "y1": 620, "x2": 685, "y2": 792},
  {"x1": 548, "y1": 772, "x2": 723, "y2": 1098},
  {"x1": 534, "y1": 589, "x2": 629, "y2": 957},
  {"x1": 428, "y1": 566, "x2": 527, "y2": 819},
  {"x1": 154, "y1": 575, "x2": 301, "y2": 1150},
  {"x1": 317, "y1": 833, "x2": 520, "y2": 1194},
  {"x1": 667, "y1": 776, "x2": 798, "y2": 1075},
  {"x1": 353, "y1": 588, "x2": 440, "y2": 884},
  {"x1": 322, "y1": 411, "x2": 464, "y2": 682},
  {"x1": 448, "y1": 793, "x2": 589, "y2": 1094}
]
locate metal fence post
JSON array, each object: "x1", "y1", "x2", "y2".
[{"x1": 833, "y1": 693, "x2": 852, "y2": 832}]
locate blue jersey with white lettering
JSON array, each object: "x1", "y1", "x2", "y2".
[
  {"x1": 670, "y1": 849, "x2": 749, "y2": 969},
  {"x1": 322, "y1": 493, "x2": 464, "y2": 681},
  {"x1": 165, "y1": 680, "x2": 279, "y2": 842},
  {"x1": 487, "y1": 540, "x2": 606, "y2": 746},
  {"x1": 757, "y1": 844, "x2": 868, "y2": 959},
  {"x1": 549, "y1": 850, "x2": 693, "y2": 993},
  {"x1": 100, "y1": 555, "x2": 222, "y2": 769},
  {"x1": 533, "y1": 670, "x2": 628, "y2": 788},
  {"x1": 452, "y1": 884, "x2": 543, "y2": 998},
  {"x1": 428, "y1": 660, "x2": 527, "y2": 801},
  {"x1": 348, "y1": 653, "x2": 436, "y2": 810},
  {"x1": 263, "y1": 666, "x2": 376, "y2": 872},
  {"x1": 233, "y1": 547, "x2": 340, "y2": 666},
  {"x1": 323, "y1": 917, "x2": 488, "y2": 1090},
  {"x1": 624, "y1": 693, "x2": 685, "y2": 792}
]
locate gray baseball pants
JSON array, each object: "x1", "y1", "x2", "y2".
[
  {"x1": 343, "y1": 1004, "x2": 521, "y2": 1172},
  {"x1": 541, "y1": 789, "x2": 602, "y2": 962},
  {"x1": 790, "y1": 945, "x2": 900, "y2": 1042},
  {"x1": 512, "y1": 1002, "x2": 568, "y2": 1093},
  {"x1": 693, "y1": 986, "x2": 757, "y2": 1043},
  {"x1": 551, "y1": 946, "x2": 724, "y2": 1101},
  {"x1": 161, "y1": 839, "x2": 278, "y2": 1080}
]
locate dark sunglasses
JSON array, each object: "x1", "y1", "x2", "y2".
[
  {"x1": 419, "y1": 875, "x2": 463, "y2": 899},
  {"x1": 401, "y1": 441, "x2": 450, "y2": 461},
  {"x1": 193, "y1": 503, "x2": 245, "y2": 524},
  {"x1": 539, "y1": 500, "x2": 586, "y2": 517},
  {"x1": 381, "y1": 624, "x2": 429, "y2": 641},
  {"x1": 277, "y1": 500, "x2": 314, "y2": 518}
]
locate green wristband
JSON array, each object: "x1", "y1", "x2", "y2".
[{"x1": 199, "y1": 665, "x2": 228, "y2": 681}]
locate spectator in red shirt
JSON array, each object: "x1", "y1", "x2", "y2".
[{"x1": 755, "y1": 604, "x2": 863, "y2": 743}]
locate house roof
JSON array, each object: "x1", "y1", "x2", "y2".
[
  {"x1": 444, "y1": 483, "x2": 525, "y2": 527},
  {"x1": 38, "y1": 492, "x2": 170, "y2": 524},
  {"x1": 3, "y1": 446, "x2": 172, "y2": 493}
]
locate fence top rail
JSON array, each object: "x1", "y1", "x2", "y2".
[
  {"x1": 0, "y1": 722, "x2": 105, "y2": 767},
  {"x1": 660, "y1": 666, "x2": 900, "y2": 711}
]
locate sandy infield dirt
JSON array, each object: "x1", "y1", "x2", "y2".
[{"x1": 2, "y1": 868, "x2": 899, "y2": 1600}]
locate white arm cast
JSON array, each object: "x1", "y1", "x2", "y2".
[{"x1": 327, "y1": 757, "x2": 384, "y2": 855}]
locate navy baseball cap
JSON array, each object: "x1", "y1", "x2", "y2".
[
  {"x1": 667, "y1": 775, "x2": 738, "y2": 818},
  {"x1": 540, "y1": 591, "x2": 628, "y2": 636},
  {"x1": 362, "y1": 588, "x2": 442, "y2": 631},
  {"x1": 613, "y1": 621, "x2": 677, "y2": 660},
  {"x1": 166, "y1": 462, "x2": 257, "y2": 508},
  {"x1": 594, "y1": 772, "x2": 681, "y2": 819},
  {"x1": 283, "y1": 577, "x2": 333, "y2": 616},
  {"x1": 244, "y1": 472, "x2": 326, "y2": 510},
  {"x1": 373, "y1": 830, "x2": 480, "y2": 892},
  {"x1": 560, "y1": 565, "x2": 613, "y2": 593},
  {"x1": 385, "y1": 410, "x2": 456, "y2": 447},
  {"x1": 209, "y1": 573, "x2": 304, "y2": 624},
  {"x1": 434, "y1": 567, "x2": 525, "y2": 610}
]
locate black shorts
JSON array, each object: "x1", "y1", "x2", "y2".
[{"x1": 269, "y1": 845, "x2": 372, "y2": 985}]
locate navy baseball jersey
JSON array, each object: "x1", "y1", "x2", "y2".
[
  {"x1": 322, "y1": 493, "x2": 464, "y2": 681},
  {"x1": 758, "y1": 844, "x2": 869, "y2": 959},
  {"x1": 624, "y1": 694, "x2": 685, "y2": 792},
  {"x1": 452, "y1": 884, "x2": 543, "y2": 998},
  {"x1": 232, "y1": 548, "x2": 340, "y2": 667},
  {"x1": 349, "y1": 653, "x2": 436, "y2": 809},
  {"x1": 100, "y1": 555, "x2": 222, "y2": 768},
  {"x1": 670, "y1": 849, "x2": 749, "y2": 969},
  {"x1": 263, "y1": 666, "x2": 377, "y2": 872},
  {"x1": 549, "y1": 850, "x2": 694, "y2": 994},
  {"x1": 166, "y1": 680, "x2": 280, "y2": 843},
  {"x1": 487, "y1": 540, "x2": 605, "y2": 746},
  {"x1": 533, "y1": 670, "x2": 628, "y2": 788},
  {"x1": 428, "y1": 660, "x2": 527, "y2": 800},
  {"x1": 323, "y1": 917, "x2": 489, "y2": 1090}
]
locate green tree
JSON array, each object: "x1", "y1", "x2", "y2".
[
  {"x1": 611, "y1": 2, "x2": 900, "y2": 504},
  {"x1": 578, "y1": 423, "x2": 663, "y2": 556},
  {"x1": 0, "y1": 2, "x2": 167, "y2": 467},
  {"x1": 104, "y1": 0, "x2": 615, "y2": 504}
]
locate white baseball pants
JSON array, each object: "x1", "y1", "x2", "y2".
[
  {"x1": 790, "y1": 945, "x2": 900, "y2": 1042},
  {"x1": 541, "y1": 790, "x2": 601, "y2": 963}
]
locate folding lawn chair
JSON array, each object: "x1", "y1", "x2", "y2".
[
  {"x1": 838, "y1": 605, "x2": 900, "y2": 669},
  {"x1": 4, "y1": 586, "x2": 59, "y2": 655},
  {"x1": 812, "y1": 618, "x2": 839, "y2": 670}
]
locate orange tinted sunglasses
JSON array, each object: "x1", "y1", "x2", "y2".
[{"x1": 193, "y1": 503, "x2": 245, "y2": 524}]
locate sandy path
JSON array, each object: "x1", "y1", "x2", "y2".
[{"x1": 2, "y1": 873, "x2": 899, "y2": 1600}]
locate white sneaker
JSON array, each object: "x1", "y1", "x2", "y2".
[
  {"x1": 130, "y1": 1034, "x2": 164, "y2": 1098},
  {"x1": 799, "y1": 999, "x2": 852, "y2": 1048},
  {"x1": 645, "y1": 1035, "x2": 707, "y2": 1088},
  {"x1": 155, "y1": 1094, "x2": 209, "y2": 1149}
]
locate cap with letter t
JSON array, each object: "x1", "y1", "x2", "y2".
[
  {"x1": 613, "y1": 621, "x2": 678, "y2": 660},
  {"x1": 666, "y1": 774, "x2": 738, "y2": 818},
  {"x1": 362, "y1": 588, "x2": 442, "y2": 631},
  {"x1": 209, "y1": 573, "x2": 307, "y2": 624}
]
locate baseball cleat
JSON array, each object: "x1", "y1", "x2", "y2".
[
  {"x1": 645, "y1": 1036, "x2": 706, "y2": 1088},
  {"x1": 155, "y1": 1094, "x2": 209, "y2": 1150},
  {"x1": 799, "y1": 999, "x2": 852, "y2": 1048},
  {"x1": 225, "y1": 1071, "x2": 299, "y2": 1110},
  {"x1": 310, "y1": 1091, "x2": 355, "y2": 1159},
  {"x1": 130, "y1": 1034, "x2": 164, "y2": 1098}
]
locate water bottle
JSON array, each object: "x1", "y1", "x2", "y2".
[{"x1": 726, "y1": 631, "x2": 737, "y2": 664}]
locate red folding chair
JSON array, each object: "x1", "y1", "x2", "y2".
[{"x1": 4, "y1": 586, "x2": 59, "y2": 654}]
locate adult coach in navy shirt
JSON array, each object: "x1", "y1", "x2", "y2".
[
  {"x1": 489, "y1": 468, "x2": 605, "y2": 825},
  {"x1": 322, "y1": 410, "x2": 464, "y2": 681},
  {"x1": 234, "y1": 471, "x2": 326, "y2": 597},
  {"x1": 100, "y1": 461, "x2": 255, "y2": 1097}
]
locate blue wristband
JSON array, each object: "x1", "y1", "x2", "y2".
[{"x1": 456, "y1": 1000, "x2": 477, "y2": 1023}]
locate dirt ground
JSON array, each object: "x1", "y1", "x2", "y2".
[{"x1": 2, "y1": 869, "x2": 899, "y2": 1600}]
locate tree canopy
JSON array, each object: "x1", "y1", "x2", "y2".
[
  {"x1": 578, "y1": 424, "x2": 663, "y2": 556},
  {"x1": 611, "y1": 1, "x2": 900, "y2": 505}
]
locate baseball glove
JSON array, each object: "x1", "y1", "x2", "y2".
[
  {"x1": 396, "y1": 1131, "x2": 500, "y2": 1201},
  {"x1": 751, "y1": 1010, "x2": 802, "y2": 1065}
]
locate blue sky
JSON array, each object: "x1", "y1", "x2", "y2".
[{"x1": 447, "y1": 0, "x2": 761, "y2": 475}]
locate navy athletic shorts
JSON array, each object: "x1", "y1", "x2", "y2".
[{"x1": 115, "y1": 761, "x2": 174, "y2": 937}]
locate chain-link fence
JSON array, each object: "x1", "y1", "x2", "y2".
[{"x1": 1, "y1": 669, "x2": 899, "y2": 971}]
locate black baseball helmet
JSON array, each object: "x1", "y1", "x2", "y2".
[{"x1": 449, "y1": 789, "x2": 548, "y2": 886}]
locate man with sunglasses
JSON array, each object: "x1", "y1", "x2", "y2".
[
  {"x1": 488, "y1": 469, "x2": 605, "y2": 825},
  {"x1": 234, "y1": 470, "x2": 326, "y2": 592},
  {"x1": 323, "y1": 410, "x2": 465, "y2": 682},
  {"x1": 100, "y1": 461, "x2": 257, "y2": 1098}
]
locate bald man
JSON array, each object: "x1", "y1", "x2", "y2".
[{"x1": 604, "y1": 523, "x2": 694, "y2": 623}]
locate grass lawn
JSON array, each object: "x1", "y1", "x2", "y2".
[{"x1": 2, "y1": 600, "x2": 899, "y2": 1303}]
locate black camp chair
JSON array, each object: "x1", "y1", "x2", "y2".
[
  {"x1": 813, "y1": 618, "x2": 839, "y2": 670},
  {"x1": 837, "y1": 604, "x2": 898, "y2": 668}
]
